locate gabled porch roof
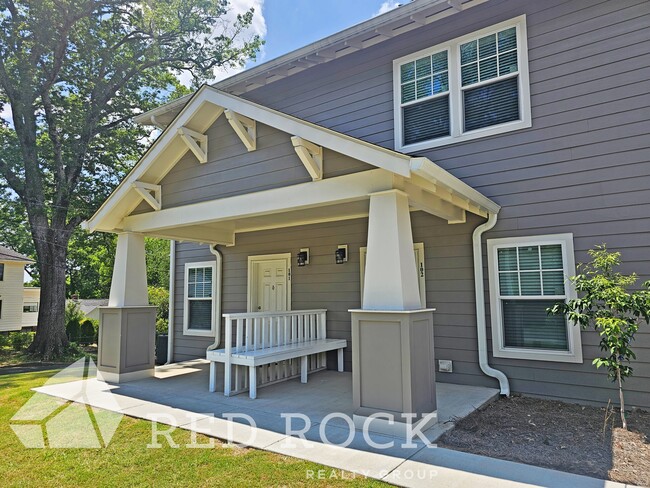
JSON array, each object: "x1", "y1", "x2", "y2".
[{"x1": 84, "y1": 85, "x2": 499, "y2": 244}]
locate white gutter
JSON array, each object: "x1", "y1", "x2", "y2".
[
  {"x1": 472, "y1": 212, "x2": 510, "y2": 395},
  {"x1": 166, "y1": 240, "x2": 176, "y2": 364},
  {"x1": 207, "y1": 244, "x2": 224, "y2": 352}
]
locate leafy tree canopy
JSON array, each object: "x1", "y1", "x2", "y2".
[{"x1": 0, "y1": 0, "x2": 262, "y2": 358}]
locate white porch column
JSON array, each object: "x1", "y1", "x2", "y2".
[
  {"x1": 363, "y1": 190, "x2": 421, "y2": 310},
  {"x1": 97, "y1": 232, "x2": 156, "y2": 383},
  {"x1": 351, "y1": 190, "x2": 437, "y2": 437},
  {"x1": 109, "y1": 232, "x2": 149, "y2": 306}
]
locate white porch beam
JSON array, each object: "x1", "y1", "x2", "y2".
[
  {"x1": 362, "y1": 190, "x2": 421, "y2": 310},
  {"x1": 291, "y1": 136, "x2": 323, "y2": 180},
  {"x1": 224, "y1": 109, "x2": 256, "y2": 151},
  {"x1": 144, "y1": 226, "x2": 235, "y2": 246},
  {"x1": 121, "y1": 169, "x2": 393, "y2": 234},
  {"x1": 132, "y1": 181, "x2": 162, "y2": 211},
  {"x1": 178, "y1": 127, "x2": 208, "y2": 163},
  {"x1": 109, "y1": 232, "x2": 149, "y2": 307}
]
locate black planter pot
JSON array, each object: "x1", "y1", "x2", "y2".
[{"x1": 155, "y1": 334, "x2": 168, "y2": 365}]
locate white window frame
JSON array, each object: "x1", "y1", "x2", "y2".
[
  {"x1": 23, "y1": 302, "x2": 39, "y2": 313},
  {"x1": 393, "y1": 15, "x2": 531, "y2": 152},
  {"x1": 183, "y1": 261, "x2": 217, "y2": 337},
  {"x1": 360, "y1": 242, "x2": 426, "y2": 307},
  {"x1": 487, "y1": 233, "x2": 582, "y2": 363}
]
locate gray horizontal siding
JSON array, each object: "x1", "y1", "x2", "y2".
[
  {"x1": 172, "y1": 212, "x2": 485, "y2": 379},
  {"x1": 153, "y1": 116, "x2": 372, "y2": 210},
  {"x1": 167, "y1": 0, "x2": 650, "y2": 408}
]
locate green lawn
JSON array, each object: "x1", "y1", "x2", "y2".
[{"x1": 0, "y1": 370, "x2": 387, "y2": 487}]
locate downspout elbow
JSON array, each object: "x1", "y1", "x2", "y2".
[
  {"x1": 207, "y1": 244, "x2": 223, "y2": 352},
  {"x1": 473, "y1": 212, "x2": 510, "y2": 396}
]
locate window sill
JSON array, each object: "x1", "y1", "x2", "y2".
[
  {"x1": 396, "y1": 118, "x2": 531, "y2": 153},
  {"x1": 183, "y1": 328, "x2": 215, "y2": 337},
  {"x1": 493, "y1": 347, "x2": 583, "y2": 364}
]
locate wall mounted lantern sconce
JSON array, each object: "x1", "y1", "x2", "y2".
[
  {"x1": 335, "y1": 245, "x2": 348, "y2": 264},
  {"x1": 297, "y1": 248, "x2": 309, "y2": 267}
]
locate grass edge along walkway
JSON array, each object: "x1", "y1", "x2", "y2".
[{"x1": 0, "y1": 369, "x2": 388, "y2": 488}]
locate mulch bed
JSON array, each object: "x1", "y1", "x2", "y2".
[{"x1": 438, "y1": 395, "x2": 650, "y2": 487}]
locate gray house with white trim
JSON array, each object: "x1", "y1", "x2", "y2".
[{"x1": 86, "y1": 0, "x2": 650, "y2": 420}]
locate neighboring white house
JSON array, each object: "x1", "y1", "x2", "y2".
[
  {"x1": 21, "y1": 287, "x2": 41, "y2": 329},
  {"x1": 0, "y1": 245, "x2": 39, "y2": 332}
]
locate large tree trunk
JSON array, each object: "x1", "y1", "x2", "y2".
[{"x1": 29, "y1": 226, "x2": 70, "y2": 359}]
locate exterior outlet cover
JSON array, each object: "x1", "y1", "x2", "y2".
[{"x1": 438, "y1": 360, "x2": 453, "y2": 373}]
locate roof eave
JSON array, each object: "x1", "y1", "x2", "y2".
[{"x1": 134, "y1": 0, "x2": 488, "y2": 127}]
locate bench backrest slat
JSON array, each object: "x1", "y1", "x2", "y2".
[{"x1": 225, "y1": 309, "x2": 327, "y2": 354}]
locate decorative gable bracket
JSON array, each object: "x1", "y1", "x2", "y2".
[
  {"x1": 291, "y1": 136, "x2": 323, "y2": 181},
  {"x1": 178, "y1": 127, "x2": 208, "y2": 163},
  {"x1": 132, "y1": 181, "x2": 162, "y2": 211},
  {"x1": 225, "y1": 109, "x2": 256, "y2": 151}
]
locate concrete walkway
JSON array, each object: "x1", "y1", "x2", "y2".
[{"x1": 33, "y1": 360, "x2": 633, "y2": 488}]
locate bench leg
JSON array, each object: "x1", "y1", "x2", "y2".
[
  {"x1": 337, "y1": 348, "x2": 344, "y2": 372},
  {"x1": 249, "y1": 366, "x2": 257, "y2": 399},
  {"x1": 209, "y1": 361, "x2": 217, "y2": 393},
  {"x1": 300, "y1": 356, "x2": 308, "y2": 384},
  {"x1": 224, "y1": 361, "x2": 232, "y2": 397}
]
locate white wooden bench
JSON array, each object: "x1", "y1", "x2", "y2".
[{"x1": 207, "y1": 309, "x2": 346, "y2": 399}]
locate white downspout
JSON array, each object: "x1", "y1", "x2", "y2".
[
  {"x1": 207, "y1": 244, "x2": 223, "y2": 351},
  {"x1": 166, "y1": 240, "x2": 176, "y2": 364},
  {"x1": 473, "y1": 212, "x2": 510, "y2": 396}
]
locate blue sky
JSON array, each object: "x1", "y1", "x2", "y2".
[
  {"x1": 248, "y1": 0, "x2": 400, "y2": 68},
  {"x1": 208, "y1": 0, "x2": 401, "y2": 82}
]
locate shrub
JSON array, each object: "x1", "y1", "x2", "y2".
[
  {"x1": 65, "y1": 301, "x2": 85, "y2": 342},
  {"x1": 148, "y1": 286, "x2": 169, "y2": 323},
  {"x1": 10, "y1": 331, "x2": 34, "y2": 351},
  {"x1": 156, "y1": 318, "x2": 169, "y2": 336},
  {"x1": 0, "y1": 333, "x2": 10, "y2": 349},
  {"x1": 79, "y1": 319, "x2": 98, "y2": 345},
  {"x1": 64, "y1": 342, "x2": 84, "y2": 357}
]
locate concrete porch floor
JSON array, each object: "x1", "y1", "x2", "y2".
[{"x1": 34, "y1": 360, "x2": 628, "y2": 488}]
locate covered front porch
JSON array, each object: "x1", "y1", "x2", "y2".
[{"x1": 83, "y1": 86, "x2": 504, "y2": 438}]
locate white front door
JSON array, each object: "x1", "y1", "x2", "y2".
[{"x1": 248, "y1": 254, "x2": 291, "y2": 312}]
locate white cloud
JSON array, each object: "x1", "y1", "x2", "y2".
[
  {"x1": 373, "y1": 0, "x2": 401, "y2": 17},
  {"x1": 179, "y1": 0, "x2": 267, "y2": 86}
]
